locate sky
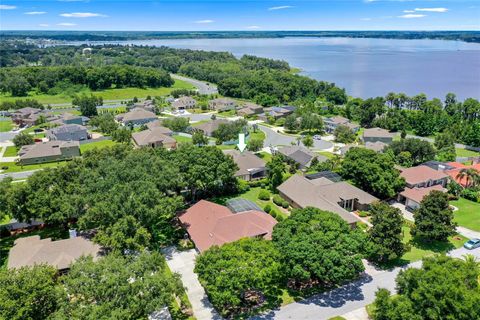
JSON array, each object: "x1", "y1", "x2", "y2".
[{"x1": 0, "y1": 0, "x2": 479, "y2": 31}]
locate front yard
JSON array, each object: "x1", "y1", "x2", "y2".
[
  {"x1": 450, "y1": 198, "x2": 480, "y2": 232},
  {"x1": 0, "y1": 119, "x2": 13, "y2": 132},
  {"x1": 0, "y1": 161, "x2": 68, "y2": 173},
  {"x1": 3, "y1": 146, "x2": 17, "y2": 157},
  {"x1": 79, "y1": 140, "x2": 117, "y2": 153}
]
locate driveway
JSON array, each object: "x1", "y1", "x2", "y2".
[
  {"x1": 171, "y1": 74, "x2": 218, "y2": 95},
  {"x1": 259, "y1": 125, "x2": 333, "y2": 150},
  {"x1": 0, "y1": 170, "x2": 39, "y2": 181},
  {"x1": 162, "y1": 247, "x2": 222, "y2": 320}
]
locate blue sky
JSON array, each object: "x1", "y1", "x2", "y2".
[{"x1": 0, "y1": 0, "x2": 479, "y2": 31}]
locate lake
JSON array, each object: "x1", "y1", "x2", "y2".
[{"x1": 76, "y1": 37, "x2": 480, "y2": 100}]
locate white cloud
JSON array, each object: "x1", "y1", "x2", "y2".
[
  {"x1": 57, "y1": 22, "x2": 77, "y2": 26},
  {"x1": 398, "y1": 14, "x2": 426, "y2": 19},
  {"x1": 25, "y1": 11, "x2": 47, "y2": 15},
  {"x1": 194, "y1": 19, "x2": 214, "y2": 24},
  {"x1": 39, "y1": 24, "x2": 49, "y2": 27},
  {"x1": 414, "y1": 8, "x2": 448, "y2": 13},
  {"x1": 403, "y1": 10, "x2": 415, "y2": 13},
  {"x1": 60, "y1": 12, "x2": 106, "y2": 18},
  {"x1": 0, "y1": 5, "x2": 16, "y2": 10},
  {"x1": 268, "y1": 6, "x2": 293, "y2": 11},
  {"x1": 246, "y1": 25, "x2": 260, "y2": 29},
  {"x1": 361, "y1": 18, "x2": 372, "y2": 21}
]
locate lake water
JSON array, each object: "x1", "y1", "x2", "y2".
[{"x1": 78, "y1": 37, "x2": 480, "y2": 100}]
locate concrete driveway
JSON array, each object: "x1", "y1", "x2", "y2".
[{"x1": 162, "y1": 247, "x2": 222, "y2": 320}]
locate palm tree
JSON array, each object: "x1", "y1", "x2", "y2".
[
  {"x1": 456, "y1": 168, "x2": 480, "y2": 188},
  {"x1": 463, "y1": 254, "x2": 480, "y2": 272}
]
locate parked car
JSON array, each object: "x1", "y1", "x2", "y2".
[
  {"x1": 313, "y1": 135, "x2": 322, "y2": 140},
  {"x1": 464, "y1": 238, "x2": 480, "y2": 250}
]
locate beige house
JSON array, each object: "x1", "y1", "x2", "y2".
[
  {"x1": 209, "y1": 98, "x2": 237, "y2": 112},
  {"x1": 132, "y1": 127, "x2": 177, "y2": 149},
  {"x1": 400, "y1": 165, "x2": 449, "y2": 189},
  {"x1": 223, "y1": 149, "x2": 267, "y2": 181},
  {"x1": 172, "y1": 96, "x2": 197, "y2": 110},
  {"x1": 193, "y1": 119, "x2": 229, "y2": 137},
  {"x1": 237, "y1": 103, "x2": 263, "y2": 117},
  {"x1": 116, "y1": 108, "x2": 158, "y2": 126},
  {"x1": 399, "y1": 185, "x2": 446, "y2": 211},
  {"x1": 362, "y1": 127, "x2": 396, "y2": 144},
  {"x1": 18, "y1": 141, "x2": 80, "y2": 165},
  {"x1": 8, "y1": 235, "x2": 101, "y2": 271},
  {"x1": 277, "y1": 145, "x2": 327, "y2": 169}
]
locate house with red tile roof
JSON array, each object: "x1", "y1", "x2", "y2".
[
  {"x1": 178, "y1": 200, "x2": 277, "y2": 252},
  {"x1": 398, "y1": 185, "x2": 446, "y2": 210},
  {"x1": 444, "y1": 162, "x2": 480, "y2": 188},
  {"x1": 400, "y1": 165, "x2": 449, "y2": 189}
]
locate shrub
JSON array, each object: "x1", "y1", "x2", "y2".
[
  {"x1": 0, "y1": 226, "x2": 10, "y2": 238},
  {"x1": 270, "y1": 210, "x2": 278, "y2": 218},
  {"x1": 461, "y1": 189, "x2": 479, "y2": 202},
  {"x1": 276, "y1": 214, "x2": 284, "y2": 222},
  {"x1": 264, "y1": 204, "x2": 272, "y2": 213},
  {"x1": 281, "y1": 200, "x2": 289, "y2": 208},
  {"x1": 258, "y1": 189, "x2": 270, "y2": 201},
  {"x1": 358, "y1": 211, "x2": 370, "y2": 217},
  {"x1": 272, "y1": 194, "x2": 284, "y2": 206},
  {"x1": 237, "y1": 179, "x2": 250, "y2": 193}
]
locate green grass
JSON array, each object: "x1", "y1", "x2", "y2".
[
  {"x1": 257, "y1": 151, "x2": 272, "y2": 163},
  {"x1": 0, "y1": 161, "x2": 68, "y2": 173},
  {"x1": 0, "y1": 119, "x2": 13, "y2": 132},
  {"x1": 0, "y1": 215, "x2": 11, "y2": 225},
  {"x1": 3, "y1": 146, "x2": 18, "y2": 157},
  {"x1": 0, "y1": 225, "x2": 69, "y2": 269},
  {"x1": 172, "y1": 135, "x2": 192, "y2": 144},
  {"x1": 317, "y1": 151, "x2": 335, "y2": 159},
  {"x1": 328, "y1": 317, "x2": 346, "y2": 320},
  {"x1": 0, "y1": 79, "x2": 194, "y2": 105},
  {"x1": 450, "y1": 198, "x2": 480, "y2": 231},
  {"x1": 456, "y1": 148, "x2": 480, "y2": 158},
  {"x1": 249, "y1": 129, "x2": 266, "y2": 142},
  {"x1": 80, "y1": 140, "x2": 118, "y2": 153}
]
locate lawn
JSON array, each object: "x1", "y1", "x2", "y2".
[
  {"x1": 172, "y1": 135, "x2": 192, "y2": 144},
  {"x1": 80, "y1": 140, "x2": 118, "y2": 153},
  {"x1": 456, "y1": 148, "x2": 480, "y2": 158},
  {"x1": 317, "y1": 151, "x2": 335, "y2": 159},
  {"x1": 3, "y1": 146, "x2": 17, "y2": 157},
  {"x1": 0, "y1": 225, "x2": 69, "y2": 269},
  {"x1": 257, "y1": 151, "x2": 272, "y2": 163},
  {"x1": 0, "y1": 79, "x2": 195, "y2": 105},
  {"x1": 249, "y1": 128, "x2": 266, "y2": 142},
  {"x1": 0, "y1": 119, "x2": 13, "y2": 132},
  {"x1": 450, "y1": 197, "x2": 480, "y2": 231},
  {"x1": 0, "y1": 161, "x2": 68, "y2": 173}
]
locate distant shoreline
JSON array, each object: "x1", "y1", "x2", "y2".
[{"x1": 1, "y1": 30, "x2": 479, "y2": 43}]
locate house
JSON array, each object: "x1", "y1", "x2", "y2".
[
  {"x1": 398, "y1": 185, "x2": 446, "y2": 210},
  {"x1": 277, "y1": 145, "x2": 326, "y2": 169},
  {"x1": 11, "y1": 107, "x2": 42, "y2": 126},
  {"x1": 18, "y1": 140, "x2": 80, "y2": 165},
  {"x1": 146, "y1": 120, "x2": 173, "y2": 135},
  {"x1": 258, "y1": 106, "x2": 295, "y2": 121},
  {"x1": 237, "y1": 103, "x2": 263, "y2": 117},
  {"x1": 179, "y1": 200, "x2": 277, "y2": 252},
  {"x1": 323, "y1": 116, "x2": 360, "y2": 133},
  {"x1": 51, "y1": 113, "x2": 88, "y2": 126},
  {"x1": 209, "y1": 98, "x2": 237, "y2": 112},
  {"x1": 7, "y1": 234, "x2": 101, "y2": 271},
  {"x1": 421, "y1": 161, "x2": 455, "y2": 172},
  {"x1": 129, "y1": 99, "x2": 155, "y2": 112},
  {"x1": 47, "y1": 124, "x2": 89, "y2": 141},
  {"x1": 172, "y1": 96, "x2": 196, "y2": 110},
  {"x1": 365, "y1": 141, "x2": 388, "y2": 153},
  {"x1": 116, "y1": 108, "x2": 158, "y2": 126},
  {"x1": 362, "y1": 127, "x2": 396, "y2": 144},
  {"x1": 278, "y1": 174, "x2": 377, "y2": 226},
  {"x1": 444, "y1": 162, "x2": 480, "y2": 188},
  {"x1": 132, "y1": 127, "x2": 177, "y2": 149},
  {"x1": 400, "y1": 165, "x2": 449, "y2": 189},
  {"x1": 192, "y1": 119, "x2": 229, "y2": 137},
  {"x1": 223, "y1": 149, "x2": 267, "y2": 181}
]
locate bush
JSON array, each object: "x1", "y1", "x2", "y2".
[
  {"x1": 276, "y1": 214, "x2": 284, "y2": 222},
  {"x1": 237, "y1": 179, "x2": 250, "y2": 193},
  {"x1": 281, "y1": 200, "x2": 289, "y2": 209},
  {"x1": 358, "y1": 211, "x2": 370, "y2": 217},
  {"x1": 270, "y1": 210, "x2": 277, "y2": 218},
  {"x1": 272, "y1": 194, "x2": 284, "y2": 206},
  {"x1": 248, "y1": 178, "x2": 268, "y2": 188},
  {"x1": 264, "y1": 204, "x2": 272, "y2": 213},
  {"x1": 258, "y1": 189, "x2": 270, "y2": 201},
  {"x1": 461, "y1": 189, "x2": 479, "y2": 202},
  {"x1": 0, "y1": 226, "x2": 10, "y2": 238}
]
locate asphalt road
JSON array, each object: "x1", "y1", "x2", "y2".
[
  {"x1": 0, "y1": 170, "x2": 38, "y2": 181},
  {"x1": 171, "y1": 74, "x2": 219, "y2": 95},
  {"x1": 259, "y1": 125, "x2": 333, "y2": 151}
]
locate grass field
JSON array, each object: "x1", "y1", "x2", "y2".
[
  {"x1": 451, "y1": 198, "x2": 480, "y2": 231},
  {"x1": 172, "y1": 135, "x2": 192, "y2": 144},
  {"x1": 0, "y1": 161, "x2": 68, "y2": 173},
  {"x1": 0, "y1": 119, "x2": 13, "y2": 132},
  {"x1": 80, "y1": 140, "x2": 118, "y2": 153},
  {"x1": 0, "y1": 79, "x2": 195, "y2": 105},
  {"x1": 317, "y1": 151, "x2": 335, "y2": 159},
  {"x1": 456, "y1": 148, "x2": 480, "y2": 158},
  {"x1": 3, "y1": 146, "x2": 17, "y2": 157},
  {"x1": 258, "y1": 151, "x2": 272, "y2": 163}
]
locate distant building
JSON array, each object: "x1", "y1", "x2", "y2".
[
  {"x1": 132, "y1": 127, "x2": 177, "y2": 149},
  {"x1": 47, "y1": 124, "x2": 89, "y2": 141},
  {"x1": 116, "y1": 108, "x2": 158, "y2": 126},
  {"x1": 277, "y1": 145, "x2": 326, "y2": 169},
  {"x1": 11, "y1": 107, "x2": 44, "y2": 126},
  {"x1": 172, "y1": 96, "x2": 197, "y2": 110},
  {"x1": 129, "y1": 99, "x2": 156, "y2": 113},
  {"x1": 362, "y1": 127, "x2": 396, "y2": 144},
  {"x1": 51, "y1": 113, "x2": 88, "y2": 126},
  {"x1": 258, "y1": 106, "x2": 295, "y2": 121},
  {"x1": 223, "y1": 149, "x2": 267, "y2": 181},
  {"x1": 209, "y1": 98, "x2": 237, "y2": 112},
  {"x1": 323, "y1": 116, "x2": 359, "y2": 133},
  {"x1": 237, "y1": 103, "x2": 263, "y2": 117},
  {"x1": 365, "y1": 141, "x2": 388, "y2": 153},
  {"x1": 18, "y1": 140, "x2": 80, "y2": 165}
]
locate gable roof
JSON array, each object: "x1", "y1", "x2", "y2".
[
  {"x1": 118, "y1": 108, "x2": 157, "y2": 123},
  {"x1": 132, "y1": 127, "x2": 176, "y2": 147},
  {"x1": 444, "y1": 163, "x2": 480, "y2": 187},
  {"x1": 400, "y1": 185, "x2": 445, "y2": 204},
  {"x1": 8, "y1": 235, "x2": 101, "y2": 270},
  {"x1": 19, "y1": 140, "x2": 79, "y2": 160},
  {"x1": 278, "y1": 145, "x2": 325, "y2": 167},
  {"x1": 365, "y1": 141, "x2": 388, "y2": 152},
  {"x1": 13, "y1": 107, "x2": 41, "y2": 116},
  {"x1": 48, "y1": 124, "x2": 87, "y2": 135},
  {"x1": 363, "y1": 127, "x2": 396, "y2": 138},
  {"x1": 223, "y1": 149, "x2": 266, "y2": 177},
  {"x1": 400, "y1": 165, "x2": 449, "y2": 185},
  {"x1": 193, "y1": 119, "x2": 229, "y2": 136},
  {"x1": 179, "y1": 200, "x2": 277, "y2": 252}
]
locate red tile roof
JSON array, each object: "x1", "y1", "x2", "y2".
[
  {"x1": 400, "y1": 165, "x2": 449, "y2": 186},
  {"x1": 179, "y1": 200, "x2": 277, "y2": 252},
  {"x1": 445, "y1": 163, "x2": 480, "y2": 187}
]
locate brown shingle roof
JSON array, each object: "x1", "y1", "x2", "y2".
[
  {"x1": 117, "y1": 108, "x2": 157, "y2": 123},
  {"x1": 400, "y1": 185, "x2": 445, "y2": 204},
  {"x1": 193, "y1": 119, "x2": 229, "y2": 136},
  {"x1": 223, "y1": 150, "x2": 266, "y2": 177},
  {"x1": 132, "y1": 128, "x2": 176, "y2": 147},
  {"x1": 19, "y1": 140, "x2": 79, "y2": 160},
  {"x1": 179, "y1": 200, "x2": 277, "y2": 252},
  {"x1": 363, "y1": 127, "x2": 396, "y2": 138},
  {"x1": 400, "y1": 165, "x2": 449, "y2": 186},
  {"x1": 8, "y1": 235, "x2": 101, "y2": 270}
]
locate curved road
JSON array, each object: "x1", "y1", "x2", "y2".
[
  {"x1": 259, "y1": 125, "x2": 333, "y2": 151},
  {"x1": 171, "y1": 74, "x2": 218, "y2": 95}
]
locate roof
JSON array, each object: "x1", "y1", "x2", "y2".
[
  {"x1": 277, "y1": 174, "x2": 374, "y2": 224},
  {"x1": 19, "y1": 140, "x2": 79, "y2": 160},
  {"x1": 118, "y1": 108, "x2": 157, "y2": 123},
  {"x1": 193, "y1": 119, "x2": 228, "y2": 136},
  {"x1": 172, "y1": 96, "x2": 196, "y2": 108},
  {"x1": 445, "y1": 163, "x2": 480, "y2": 187},
  {"x1": 277, "y1": 145, "x2": 325, "y2": 167},
  {"x1": 400, "y1": 185, "x2": 446, "y2": 204},
  {"x1": 13, "y1": 107, "x2": 41, "y2": 115},
  {"x1": 179, "y1": 200, "x2": 277, "y2": 252},
  {"x1": 8, "y1": 235, "x2": 101, "y2": 270},
  {"x1": 400, "y1": 165, "x2": 449, "y2": 185},
  {"x1": 209, "y1": 98, "x2": 236, "y2": 105},
  {"x1": 226, "y1": 198, "x2": 263, "y2": 213},
  {"x1": 422, "y1": 161, "x2": 455, "y2": 171},
  {"x1": 146, "y1": 120, "x2": 172, "y2": 134},
  {"x1": 365, "y1": 141, "x2": 388, "y2": 152},
  {"x1": 223, "y1": 149, "x2": 266, "y2": 176},
  {"x1": 48, "y1": 124, "x2": 87, "y2": 135},
  {"x1": 305, "y1": 170, "x2": 342, "y2": 182},
  {"x1": 132, "y1": 128, "x2": 176, "y2": 147},
  {"x1": 325, "y1": 116, "x2": 349, "y2": 124},
  {"x1": 363, "y1": 127, "x2": 396, "y2": 138},
  {"x1": 242, "y1": 102, "x2": 263, "y2": 110}
]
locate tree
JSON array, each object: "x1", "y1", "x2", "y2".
[
  {"x1": 5, "y1": 74, "x2": 31, "y2": 96},
  {"x1": 411, "y1": 190, "x2": 456, "y2": 242},
  {"x1": 273, "y1": 207, "x2": 366, "y2": 287},
  {"x1": 387, "y1": 138, "x2": 436, "y2": 166},
  {"x1": 341, "y1": 148, "x2": 405, "y2": 199},
  {"x1": 111, "y1": 128, "x2": 132, "y2": 143},
  {"x1": 267, "y1": 154, "x2": 286, "y2": 191},
  {"x1": 396, "y1": 151, "x2": 413, "y2": 167},
  {"x1": 456, "y1": 168, "x2": 480, "y2": 188},
  {"x1": 72, "y1": 94, "x2": 102, "y2": 117},
  {"x1": 300, "y1": 113, "x2": 323, "y2": 132},
  {"x1": 212, "y1": 119, "x2": 247, "y2": 144},
  {"x1": 373, "y1": 255, "x2": 480, "y2": 320},
  {"x1": 89, "y1": 113, "x2": 118, "y2": 134},
  {"x1": 162, "y1": 116, "x2": 189, "y2": 132},
  {"x1": 284, "y1": 114, "x2": 299, "y2": 131},
  {"x1": 434, "y1": 132, "x2": 456, "y2": 162},
  {"x1": 54, "y1": 252, "x2": 184, "y2": 319},
  {"x1": 192, "y1": 130, "x2": 209, "y2": 146},
  {"x1": 247, "y1": 138, "x2": 263, "y2": 152},
  {"x1": 0, "y1": 265, "x2": 64, "y2": 320},
  {"x1": 302, "y1": 135, "x2": 313, "y2": 148},
  {"x1": 12, "y1": 131, "x2": 34, "y2": 148},
  {"x1": 194, "y1": 238, "x2": 283, "y2": 317},
  {"x1": 368, "y1": 202, "x2": 407, "y2": 263},
  {"x1": 334, "y1": 124, "x2": 356, "y2": 143}
]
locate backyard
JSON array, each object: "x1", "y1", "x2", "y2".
[
  {"x1": 456, "y1": 148, "x2": 480, "y2": 158},
  {"x1": 0, "y1": 161, "x2": 68, "y2": 173},
  {"x1": 450, "y1": 197, "x2": 480, "y2": 231},
  {"x1": 80, "y1": 140, "x2": 118, "y2": 153}
]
